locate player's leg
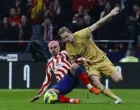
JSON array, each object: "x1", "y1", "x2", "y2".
[
  {"x1": 47, "y1": 88, "x2": 60, "y2": 94},
  {"x1": 89, "y1": 75, "x2": 122, "y2": 104},
  {"x1": 110, "y1": 71, "x2": 123, "y2": 82},
  {"x1": 46, "y1": 88, "x2": 79, "y2": 104},
  {"x1": 101, "y1": 57, "x2": 123, "y2": 82},
  {"x1": 70, "y1": 63, "x2": 100, "y2": 95},
  {"x1": 93, "y1": 58, "x2": 123, "y2": 104},
  {"x1": 51, "y1": 74, "x2": 80, "y2": 104}
]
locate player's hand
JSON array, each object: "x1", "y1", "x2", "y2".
[
  {"x1": 30, "y1": 96, "x2": 40, "y2": 102},
  {"x1": 83, "y1": 59, "x2": 94, "y2": 65},
  {"x1": 110, "y1": 7, "x2": 120, "y2": 16}
]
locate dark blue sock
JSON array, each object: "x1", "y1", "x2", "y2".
[{"x1": 75, "y1": 66, "x2": 85, "y2": 76}]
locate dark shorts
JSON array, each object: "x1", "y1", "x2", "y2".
[{"x1": 52, "y1": 70, "x2": 80, "y2": 95}]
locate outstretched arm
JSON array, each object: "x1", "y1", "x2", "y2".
[
  {"x1": 30, "y1": 74, "x2": 51, "y2": 102},
  {"x1": 30, "y1": 67, "x2": 52, "y2": 102},
  {"x1": 88, "y1": 7, "x2": 120, "y2": 32}
]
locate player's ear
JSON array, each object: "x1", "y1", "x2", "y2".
[{"x1": 58, "y1": 46, "x2": 60, "y2": 51}]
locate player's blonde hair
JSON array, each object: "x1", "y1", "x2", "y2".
[{"x1": 58, "y1": 27, "x2": 71, "y2": 36}]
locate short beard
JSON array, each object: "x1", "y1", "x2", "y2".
[{"x1": 52, "y1": 52, "x2": 57, "y2": 56}]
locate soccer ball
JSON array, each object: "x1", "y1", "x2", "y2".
[{"x1": 44, "y1": 91, "x2": 58, "y2": 104}]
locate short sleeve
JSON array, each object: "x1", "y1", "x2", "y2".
[
  {"x1": 74, "y1": 28, "x2": 91, "y2": 39},
  {"x1": 66, "y1": 44, "x2": 76, "y2": 59}
]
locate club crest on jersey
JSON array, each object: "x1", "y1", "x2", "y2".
[{"x1": 55, "y1": 63, "x2": 62, "y2": 69}]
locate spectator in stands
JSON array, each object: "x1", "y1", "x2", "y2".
[
  {"x1": 19, "y1": 15, "x2": 32, "y2": 40},
  {"x1": 67, "y1": 14, "x2": 79, "y2": 33},
  {"x1": 84, "y1": 15, "x2": 91, "y2": 27},
  {"x1": 72, "y1": 0, "x2": 94, "y2": 12},
  {"x1": 25, "y1": 0, "x2": 46, "y2": 53},
  {"x1": 84, "y1": 15, "x2": 93, "y2": 40},
  {"x1": 77, "y1": 6, "x2": 84, "y2": 17},
  {"x1": 97, "y1": 0, "x2": 107, "y2": 14},
  {"x1": 8, "y1": 7, "x2": 21, "y2": 49},
  {"x1": 125, "y1": 4, "x2": 140, "y2": 45},
  {"x1": 15, "y1": 0, "x2": 21, "y2": 15},
  {"x1": 120, "y1": 49, "x2": 139, "y2": 62},
  {"x1": 99, "y1": 1, "x2": 112, "y2": 40},
  {"x1": 83, "y1": 7, "x2": 93, "y2": 25},
  {"x1": 44, "y1": 10, "x2": 54, "y2": 21},
  {"x1": 83, "y1": 8, "x2": 90, "y2": 17},
  {"x1": 1, "y1": 17, "x2": 16, "y2": 40},
  {"x1": 8, "y1": 8, "x2": 21, "y2": 28},
  {"x1": 73, "y1": 6, "x2": 86, "y2": 19},
  {"x1": 77, "y1": 16, "x2": 85, "y2": 30},
  {"x1": 120, "y1": 0, "x2": 127, "y2": 10},
  {"x1": 133, "y1": 4, "x2": 140, "y2": 46},
  {"x1": 15, "y1": 0, "x2": 28, "y2": 16},
  {"x1": 83, "y1": 7, "x2": 94, "y2": 40},
  {"x1": 42, "y1": 16, "x2": 53, "y2": 41},
  {"x1": 17, "y1": 15, "x2": 32, "y2": 51},
  {"x1": 53, "y1": 0, "x2": 61, "y2": 16},
  {"x1": 100, "y1": 1, "x2": 112, "y2": 19},
  {"x1": 42, "y1": 15, "x2": 56, "y2": 57},
  {"x1": 72, "y1": 6, "x2": 91, "y2": 30},
  {"x1": 0, "y1": 17, "x2": 17, "y2": 51},
  {"x1": 29, "y1": 0, "x2": 46, "y2": 36},
  {"x1": 97, "y1": 0, "x2": 106, "y2": 7},
  {"x1": 71, "y1": 14, "x2": 85, "y2": 31},
  {"x1": 52, "y1": 0, "x2": 62, "y2": 29}
]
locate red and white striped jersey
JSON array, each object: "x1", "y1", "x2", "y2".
[{"x1": 37, "y1": 50, "x2": 85, "y2": 97}]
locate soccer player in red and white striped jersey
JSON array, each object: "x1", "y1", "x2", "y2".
[{"x1": 30, "y1": 40, "x2": 100, "y2": 104}]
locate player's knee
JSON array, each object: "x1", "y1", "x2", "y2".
[
  {"x1": 111, "y1": 72, "x2": 123, "y2": 82},
  {"x1": 90, "y1": 78, "x2": 100, "y2": 88},
  {"x1": 70, "y1": 63, "x2": 79, "y2": 74},
  {"x1": 47, "y1": 88, "x2": 60, "y2": 94},
  {"x1": 110, "y1": 71, "x2": 123, "y2": 82},
  {"x1": 114, "y1": 75, "x2": 123, "y2": 82}
]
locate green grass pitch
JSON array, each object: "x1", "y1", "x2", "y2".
[{"x1": 0, "y1": 89, "x2": 140, "y2": 110}]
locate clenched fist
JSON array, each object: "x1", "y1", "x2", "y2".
[{"x1": 110, "y1": 7, "x2": 120, "y2": 16}]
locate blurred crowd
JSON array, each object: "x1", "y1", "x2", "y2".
[{"x1": 0, "y1": 0, "x2": 140, "y2": 53}]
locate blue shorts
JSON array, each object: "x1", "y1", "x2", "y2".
[{"x1": 52, "y1": 70, "x2": 80, "y2": 95}]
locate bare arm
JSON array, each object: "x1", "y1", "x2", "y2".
[
  {"x1": 30, "y1": 66, "x2": 52, "y2": 102},
  {"x1": 29, "y1": 74, "x2": 51, "y2": 102},
  {"x1": 88, "y1": 7, "x2": 120, "y2": 32}
]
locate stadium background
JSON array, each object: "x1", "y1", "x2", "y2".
[
  {"x1": 0, "y1": 0, "x2": 140, "y2": 88},
  {"x1": 0, "y1": 0, "x2": 140, "y2": 110}
]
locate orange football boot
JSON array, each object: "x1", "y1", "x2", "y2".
[
  {"x1": 89, "y1": 87, "x2": 100, "y2": 95},
  {"x1": 72, "y1": 98, "x2": 80, "y2": 104}
]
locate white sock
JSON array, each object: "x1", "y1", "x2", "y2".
[
  {"x1": 87, "y1": 84, "x2": 92, "y2": 89},
  {"x1": 70, "y1": 99, "x2": 74, "y2": 103}
]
